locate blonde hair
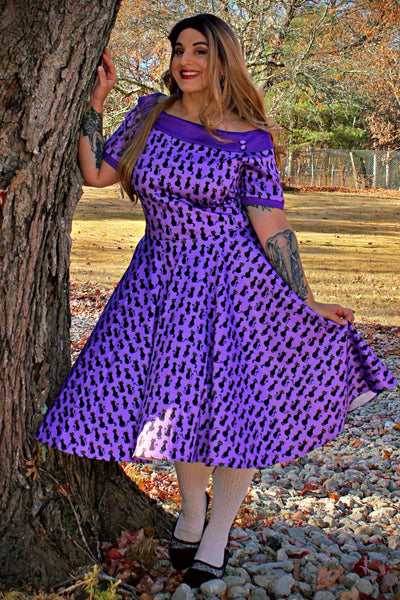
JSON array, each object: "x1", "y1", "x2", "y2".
[{"x1": 118, "y1": 14, "x2": 283, "y2": 203}]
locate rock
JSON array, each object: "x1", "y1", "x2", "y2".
[
  {"x1": 276, "y1": 549, "x2": 288, "y2": 561},
  {"x1": 262, "y1": 535, "x2": 282, "y2": 551},
  {"x1": 340, "y1": 553, "x2": 361, "y2": 570},
  {"x1": 200, "y1": 579, "x2": 227, "y2": 597},
  {"x1": 230, "y1": 527, "x2": 248, "y2": 540},
  {"x1": 250, "y1": 588, "x2": 269, "y2": 600},
  {"x1": 223, "y1": 576, "x2": 246, "y2": 588},
  {"x1": 268, "y1": 574, "x2": 295, "y2": 598},
  {"x1": 252, "y1": 576, "x2": 272, "y2": 590},
  {"x1": 388, "y1": 535, "x2": 400, "y2": 550},
  {"x1": 172, "y1": 584, "x2": 195, "y2": 600},
  {"x1": 366, "y1": 551, "x2": 389, "y2": 563},
  {"x1": 379, "y1": 572, "x2": 399, "y2": 594},
  {"x1": 369, "y1": 507, "x2": 397, "y2": 520},
  {"x1": 314, "y1": 592, "x2": 335, "y2": 600},
  {"x1": 246, "y1": 543, "x2": 261, "y2": 555},
  {"x1": 233, "y1": 567, "x2": 251, "y2": 583},
  {"x1": 228, "y1": 583, "x2": 254, "y2": 598},
  {"x1": 339, "y1": 572, "x2": 361, "y2": 588},
  {"x1": 356, "y1": 578, "x2": 374, "y2": 596},
  {"x1": 254, "y1": 568, "x2": 287, "y2": 579},
  {"x1": 320, "y1": 543, "x2": 341, "y2": 557}
]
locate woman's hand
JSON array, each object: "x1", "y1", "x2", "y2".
[
  {"x1": 306, "y1": 299, "x2": 355, "y2": 326},
  {"x1": 90, "y1": 48, "x2": 117, "y2": 109}
]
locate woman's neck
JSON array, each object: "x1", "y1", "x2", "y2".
[{"x1": 174, "y1": 93, "x2": 204, "y2": 124}]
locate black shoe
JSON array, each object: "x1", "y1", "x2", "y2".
[
  {"x1": 169, "y1": 492, "x2": 210, "y2": 571},
  {"x1": 182, "y1": 548, "x2": 230, "y2": 588}
]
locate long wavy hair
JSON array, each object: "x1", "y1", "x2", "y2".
[{"x1": 118, "y1": 13, "x2": 283, "y2": 202}]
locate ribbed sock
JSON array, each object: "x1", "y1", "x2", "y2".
[
  {"x1": 194, "y1": 466, "x2": 256, "y2": 567},
  {"x1": 173, "y1": 461, "x2": 214, "y2": 543}
]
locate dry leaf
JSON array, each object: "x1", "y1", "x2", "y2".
[{"x1": 315, "y1": 566, "x2": 344, "y2": 590}]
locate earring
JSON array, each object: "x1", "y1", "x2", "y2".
[
  {"x1": 220, "y1": 75, "x2": 225, "y2": 92},
  {"x1": 176, "y1": 86, "x2": 182, "y2": 98}
]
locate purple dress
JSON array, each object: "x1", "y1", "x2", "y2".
[{"x1": 35, "y1": 94, "x2": 396, "y2": 468}]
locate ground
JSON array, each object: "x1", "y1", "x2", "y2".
[{"x1": 2, "y1": 187, "x2": 399, "y2": 600}]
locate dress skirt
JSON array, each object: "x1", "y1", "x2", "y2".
[{"x1": 35, "y1": 98, "x2": 397, "y2": 468}]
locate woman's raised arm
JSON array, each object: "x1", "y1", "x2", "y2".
[
  {"x1": 78, "y1": 48, "x2": 120, "y2": 188},
  {"x1": 245, "y1": 205, "x2": 355, "y2": 326}
]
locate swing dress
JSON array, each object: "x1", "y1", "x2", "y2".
[{"x1": 35, "y1": 94, "x2": 397, "y2": 468}]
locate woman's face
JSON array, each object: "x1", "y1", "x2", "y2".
[{"x1": 171, "y1": 28, "x2": 210, "y2": 95}]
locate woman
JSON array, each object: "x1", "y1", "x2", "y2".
[{"x1": 36, "y1": 14, "x2": 396, "y2": 588}]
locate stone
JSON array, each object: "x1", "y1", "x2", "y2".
[
  {"x1": 340, "y1": 553, "x2": 361, "y2": 571},
  {"x1": 388, "y1": 536, "x2": 400, "y2": 550},
  {"x1": 369, "y1": 507, "x2": 397, "y2": 519},
  {"x1": 250, "y1": 588, "x2": 269, "y2": 600},
  {"x1": 276, "y1": 549, "x2": 288, "y2": 561},
  {"x1": 356, "y1": 578, "x2": 374, "y2": 596},
  {"x1": 339, "y1": 572, "x2": 361, "y2": 588},
  {"x1": 233, "y1": 567, "x2": 251, "y2": 583},
  {"x1": 379, "y1": 572, "x2": 399, "y2": 594},
  {"x1": 320, "y1": 543, "x2": 341, "y2": 557},
  {"x1": 200, "y1": 579, "x2": 227, "y2": 597},
  {"x1": 224, "y1": 575, "x2": 247, "y2": 587},
  {"x1": 253, "y1": 576, "x2": 272, "y2": 590},
  {"x1": 268, "y1": 574, "x2": 295, "y2": 598},
  {"x1": 228, "y1": 584, "x2": 254, "y2": 598},
  {"x1": 366, "y1": 551, "x2": 389, "y2": 563},
  {"x1": 314, "y1": 592, "x2": 335, "y2": 600},
  {"x1": 230, "y1": 527, "x2": 248, "y2": 540},
  {"x1": 172, "y1": 584, "x2": 195, "y2": 600}
]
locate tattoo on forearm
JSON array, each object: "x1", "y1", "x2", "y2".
[
  {"x1": 82, "y1": 106, "x2": 104, "y2": 169},
  {"x1": 265, "y1": 229, "x2": 309, "y2": 300},
  {"x1": 244, "y1": 204, "x2": 272, "y2": 213}
]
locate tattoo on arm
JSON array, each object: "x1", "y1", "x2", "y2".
[
  {"x1": 82, "y1": 106, "x2": 104, "y2": 169},
  {"x1": 265, "y1": 229, "x2": 309, "y2": 300},
  {"x1": 244, "y1": 204, "x2": 273, "y2": 213}
]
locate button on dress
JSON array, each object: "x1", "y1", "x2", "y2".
[{"x1": 35, "y1": 94, "x2": 397, "y2": 468}]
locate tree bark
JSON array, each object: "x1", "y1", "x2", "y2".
[{"x1": 0, "y1": 0, "x2": 172, "y2": 587}]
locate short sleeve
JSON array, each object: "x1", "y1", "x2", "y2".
[
  {"x1": 240, "y1": 147, "x2": 285, "y2": 209},
  {"x1": 102, "y1": 93, "x2": 163, "y2": 169}
]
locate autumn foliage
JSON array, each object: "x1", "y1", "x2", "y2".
[{"x1": 105, "y1": 0, "x2": 400, "y2": 149}]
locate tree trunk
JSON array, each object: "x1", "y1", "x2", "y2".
[{"x1": 0, "y1": 0, "x2": 172, "y2": 587}]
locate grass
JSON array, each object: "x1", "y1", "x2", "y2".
[{"x1": 71, "y1": 185, "x2": 400, "y2": 326}]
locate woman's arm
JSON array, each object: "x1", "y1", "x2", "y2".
[
  {"x1": 78, "y1": 49, "x2": 119, "y2": 188},
  {"x1": 245, "y1": 205, "x2": 354, "y2": 326}
]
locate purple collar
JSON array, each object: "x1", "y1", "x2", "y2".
[{"x1": 155, "y1": 111, "x2": 274, "y2": 153}]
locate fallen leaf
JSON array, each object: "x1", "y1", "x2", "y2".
[
  {"x1": 300, "y1": 482, "x2": 319, "y2": 496},
  {"x1": 352, "y1": 556, "x2": 369, "y2": 577},
  {"x1": 315, "y1": 566, "x2": 344, "y2": 590}
]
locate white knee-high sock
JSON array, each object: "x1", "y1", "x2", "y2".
[
  {"x1": 174, "y1": 461, "x2": 214, "y2": 543},
  {"x1": 195, "y1": 466, "x2": 256, "y2": 567}
]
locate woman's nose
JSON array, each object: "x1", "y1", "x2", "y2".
[{"x1": 180, "y1": 51, "x2": 192, "y2": 65}]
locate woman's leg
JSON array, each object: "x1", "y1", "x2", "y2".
[
  {"x1": 194, "y1": 466, "x2": 256, "y2": 566},
  {"x1": 173, "y1": 461, "x2": 214, "y2": 542}
]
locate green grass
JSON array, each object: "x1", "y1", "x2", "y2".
[{"x1": 70, "y1": 185, "x2": 400, "y2": 326}]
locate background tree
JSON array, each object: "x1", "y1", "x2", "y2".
[
  {"x1": 0, "y1": 0, "x2": 171, "y2": 588},
  {"x1": 105, "y1": 0, "x2": 400, "y2": 149}
]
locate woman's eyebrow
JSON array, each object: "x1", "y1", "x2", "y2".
[{"x1": 174, "y1": 41, "x2": 209, "y2": 48}]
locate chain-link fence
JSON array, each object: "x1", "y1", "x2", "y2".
[{"x1": 281, "y1": 149, "x2": 400, "y2": 190}]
